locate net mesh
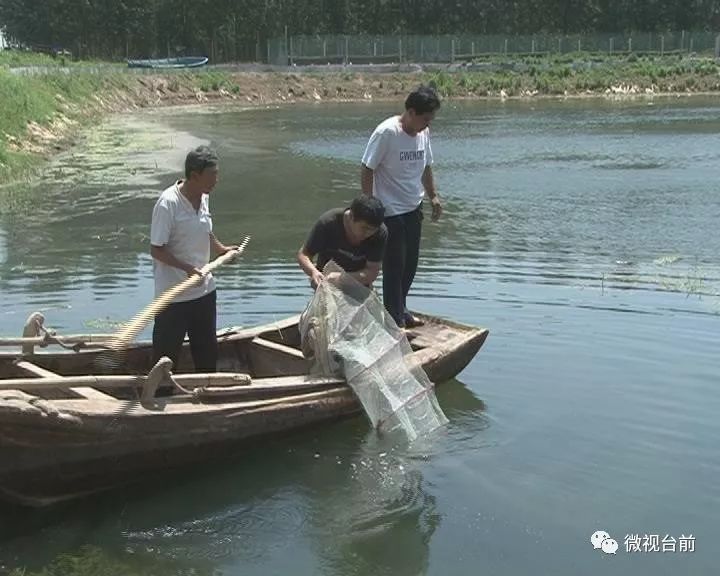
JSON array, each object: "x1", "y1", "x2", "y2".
[{"x1": 299, "y1": 262, "x2": 447, "y2": 441}]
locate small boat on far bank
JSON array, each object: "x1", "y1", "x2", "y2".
[{"x1": 127, "y1": 56, "x2": 208, "y2": 69}]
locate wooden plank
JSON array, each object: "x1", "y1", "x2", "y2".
[
  {"x1": 251, "y1": 337, "x2": 305, "y2": 359},
  {"x1": 248, "y1": 336, "x2": 308, "y2": 378},
  {"x1": 0, "y1": 372, "x2": 340, "y2": 392},
  {"x1": 14, "y1": 361, "x2": 58, "y2": 379},
  {"x1": 14, "y1": 360, "x2": 118, "y2": 402}
]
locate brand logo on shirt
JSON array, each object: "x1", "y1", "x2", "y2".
[{"x1": 399, "y1": 150, "x2": 425, "y2": 162}]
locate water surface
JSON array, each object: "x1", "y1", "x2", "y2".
[{"x1": 0, "y1": 97, "x2": 718, "y2": 575}]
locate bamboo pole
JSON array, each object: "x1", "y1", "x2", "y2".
[{"x1": 105, "y1": 237, "x2": 250, "y2": 357}]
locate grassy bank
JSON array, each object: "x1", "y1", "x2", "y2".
[
  {"x1": 1, "y1": 52, "x2": 720, "y2": 185},
  {"x1": 0, "y1": 68, "x2": 128, "y2": 182},
  {"x1": 428, "y1": 52, "x2": 720, "y2": 96},
  {"x1": 0, "y1": 68, "x2": 239, "y2": 183}
]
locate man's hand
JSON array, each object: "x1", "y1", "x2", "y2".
[
  {"x1": 220, "y1": 244, "x2": 241, "y2": 262},
  {"x1": 430, "y1": 196, "x2": 443, "y2": 222},
  {"x1": 185, "y1": 265, "x2": 204, "y2": 278},
  {"x1": 310, "y1": 270, "x2": 325, "y2": 289},
  {"x1": 326, "y1": 271, "x2": 343, "y2": 285}
]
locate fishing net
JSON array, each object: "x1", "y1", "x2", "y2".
[{"x1": 299, "y1": 262, "x2": 447, "y2": 441}]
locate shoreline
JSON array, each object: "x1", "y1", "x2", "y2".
[{"x1": 2, "y1": 60, "x2": 720, "y2": 186}]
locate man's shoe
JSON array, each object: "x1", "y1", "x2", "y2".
[{"x1": 403, "y1": 314, "x2": 425, "y2": 328}]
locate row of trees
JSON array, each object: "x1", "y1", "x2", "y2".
[{"x1": 0, "y1": 0, "x2": 719, "y2": 60}]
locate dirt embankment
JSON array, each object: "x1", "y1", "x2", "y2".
[
  {"x1": 5, "y1": 60, "x2": 719, "y2": 178},
  {"x1": 5, "y1": 71, "x2": 418, "y2": 162}
]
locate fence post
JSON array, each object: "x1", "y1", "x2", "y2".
[
  {"x1": 267, "y1": 39, "x2": 270, "y2": 64},
  {"x1": 471, "y1": 41, "x2": 475, "y2": 57},
  {"x1": 558, "y1": 37, "x2": 562, "y2": 53},
  {"x1": 681, "y1": 30, "x2": 685, "y2": 51},
  {"x1": 451, "y1": 39, "x2": 455, "y2": 63},
  {"x1": 345, "y1": 36, "x2": 349, "y2": 65},
  {"x1": 531, "y1": 37, "x2": 535, "y2": 54},
  {"x1": 578, "y1": 37, "x2": 581, "y2": 53},
  {"x1": 373, "y1": 41, "x2": 377, "y2": 57},
  {"x1": 689, "y1": 37, "x2": 694, "y2": 53},
  {"x1": 289, "y1": 36, "x2": 294, "y2": 65},
  {"x1": 284, "y1": 25, "x2": 288, "y2": 65},
  {"x1": 609, "y1": 37, "x2": 614, "y2": 55},
  {"x1": 323, "y1": 39, "x2": 327, "y2": 59},
  {"x1": 661, "y1": 35, "x2": 664, "y2": 56},
  {"x1": 398, "y1": 37, "x2": 402, "y2": 63},
  {"x1": 504, "y1": 38, "x2": 508, "y2": 55},
  {"x1": 628, "y1": 37, "x2": 632, "y2": 53}
]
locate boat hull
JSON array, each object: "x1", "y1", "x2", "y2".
[
  {"x1": 0, "y1": 313, "x2": 488, "y2": 507},
  {"x1": 127, "y1": 57, "x2": 208, "y2": 69}
]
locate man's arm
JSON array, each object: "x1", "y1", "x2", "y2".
[
  {"x1": 361, "y1": 126, "x2": 386, "y2": 196},
  {"x1": 345, "y1": 261, "x2": 381, "y2": 286},
  {"x1": 422, "y1": 165, "x2": 443, "y2": 221},
  {"x1": 150, "y1": 244, "x2": 201, "y2": 276},
  {"x1": 297, "y1": 245, "x2": 325, "y2": 288},
  {"x1": 361, "y1": 164, "x2": 374, "y2": 197}
]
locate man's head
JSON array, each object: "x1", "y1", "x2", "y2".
[
  {"x1": 404, "y1": 85, "x2": 441, "y2": 134},
  {"x1": 346, "y1": 196, "x2": 385, "y2": 243},
  {"x1": 185, "y1": 145, "x2": 219, "y2": 193}
]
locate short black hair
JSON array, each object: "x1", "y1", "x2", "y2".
[
  {"x1": 185, "y1": 145, "x2": 218, "y2": 179},
  {"x1": 405, "y1": 85, "x2": 441, "y2": 115},
  {"x1": 349, "y1": 196, "x2": 385, "y2": 227}
]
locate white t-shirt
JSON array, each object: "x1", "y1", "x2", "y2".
[
  {"x1": 150, "y1": 181, "x2": 216, "y2": 303},
  {"x1": 361, "y1": 115, "x2": 434, "y2": 217}
]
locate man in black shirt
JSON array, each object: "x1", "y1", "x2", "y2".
[{"x1": 297, "y1": 196, "x2": 388, "y2": 289}]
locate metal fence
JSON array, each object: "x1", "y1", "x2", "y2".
[{"x1": 268, "y1": 32, "x2": 720, "y2": 65}]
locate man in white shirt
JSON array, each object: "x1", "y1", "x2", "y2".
[
  {"x1": 150, "y1": 146, "x2": 238, "y2": 373},
  {"x1": 360, "y1": 85, "x2": 443, "y2": 328}
]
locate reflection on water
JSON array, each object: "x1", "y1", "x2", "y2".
[
  {"x1": 1, "y1": 99, "x2": 719, "y2": 575},
  {"x1": 0, "y1": 381, "x2": 485, "y2": 576}
]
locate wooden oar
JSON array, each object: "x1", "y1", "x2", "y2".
[{"x1": 100, "y1": 236, "x2": 250, "y2": 367}]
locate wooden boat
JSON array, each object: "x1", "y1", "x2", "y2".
[
  {"x1": 0, "y1": 313, "x2": 488, "y2": 507},
  {"x1": 127, "y1": 56, "x2": 209, "y2": 69}
]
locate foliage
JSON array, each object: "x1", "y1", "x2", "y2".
[
  {"x1": 0, "y1": 0, "x2": 718, "y2": 62},
  {"x1": 6, "y1": 545, "x2": 219, "y2": 576}
]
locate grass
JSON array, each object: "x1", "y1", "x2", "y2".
[
  {"x1": 427, "y1": 53, "x2": 720, "y2": 97},
  {"x1": 0, "y1": 67, "x2": 133, "y2": 184},
  {"x1": 7, "y1": 545, "x2": 218, "y2": 576},
  {"x1": 0, "y1": 49, "x2": 122, "y2": 69},
  {"x1": 0, "y1": 62, "x2": 246, "y2": 186}
]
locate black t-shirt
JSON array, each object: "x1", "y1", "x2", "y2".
[{"x1": 305, "y1": 208, "x2": 387, "y2": 272}]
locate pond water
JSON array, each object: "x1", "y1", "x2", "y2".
[{"x1": 0, "y1": 97, "x2": 718, "y2": 575}]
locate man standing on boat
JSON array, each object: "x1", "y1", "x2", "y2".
[
  {"x1": 297, "y1": 196, "x2": 387, "y2": 289},
  {"x1": 150, "y1": 146, "x2": 238, "y2": 372},
  {"x1": 360, "y1": 85, "x2": 443, "y2": 329}
]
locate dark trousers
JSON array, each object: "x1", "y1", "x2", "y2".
[
  {"x1": 382, "y1": 205, "x2": 423, "y2": 327},
  {"x1": 152, "y1": 290, "x2": 217, "y2": 372}
]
